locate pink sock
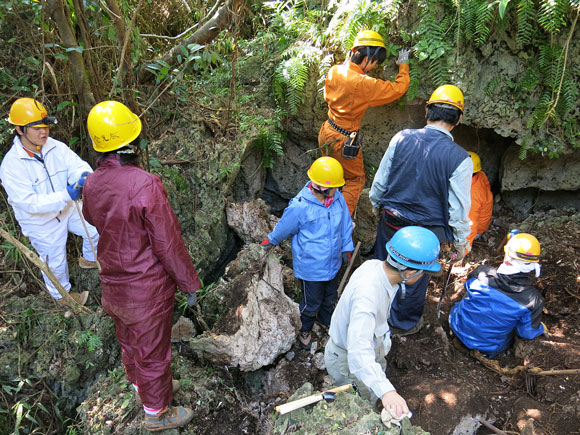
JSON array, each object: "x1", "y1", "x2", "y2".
[{"x1": 143, "y1": 405, "x2": 162, "y2": 415}]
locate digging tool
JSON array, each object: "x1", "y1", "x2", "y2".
[
  {"x1": 437, "y1": 260, "x2": 460, "y2": 319},
  {"x1": 275, "y1": 384, "x2": 357, "y2": 415},
  {"x1": 74, "y1": 200, "x2": 101, "y2": 272},
  {"x1": 337, "y1": 241, "x2": 361, "y2": 298}
]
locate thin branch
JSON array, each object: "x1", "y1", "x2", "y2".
[
  {"x1": 541, "y1": 6, "x2": 579, "y2": 127},
  {"x1": 0, "y1": 227, "x2": 91, "y2": 313},
  {"x1": 140, "y1": 0, "x2": 223, "y2": 41},
  {"x1": 112, "y1": 0, "x2": 144, "y2": 94}
]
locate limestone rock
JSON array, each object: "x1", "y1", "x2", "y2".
[
  {"x1": 225, "y1": 199, "x2": 279, "y2": 244},
  {"x1": 190, "y1": 245, "x2": 300, "y2": 371},
  {"x1": 272, "y1": 382, "x2": 429, "y2": 434},
  {"x1": 501, "y1": 145, "x2": 580, "y2": 191}
]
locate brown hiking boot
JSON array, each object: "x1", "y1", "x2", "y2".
[
  {"x1": 298, "y1": 331, "x2": 312, "y2": 350},
  {"x1": 57, "y1": 291, "x2": 89, "y2": 306},
  {"x1": 135, "y1": 379, "x2": 181, "y2": 404},
  {"x1": 143, "y1": 406, "x2": 194, "y2": 432},
  {"x1": 78, "y1": 257, "x2": 98, "y2": 269}
]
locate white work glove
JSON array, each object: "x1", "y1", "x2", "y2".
[
  {"x1": 396, "y1": 49, "x2": 411, "y2": 65},
  {"x1": 381, "y1": 408, "x2": 413, "y2": 428}
]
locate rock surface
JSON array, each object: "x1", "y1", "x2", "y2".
[{"x1": 190, "y1": 245, "x2": 300, "y2": 371}]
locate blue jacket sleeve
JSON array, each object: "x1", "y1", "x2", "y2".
[
  {"x1": 516, "y1": 313, "x2": 545, "y2": 340},
  {"x1": 267, "y1": 200, "x2": 301, "y2": 245}
]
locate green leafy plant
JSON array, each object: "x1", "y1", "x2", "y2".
[
  {"x1": 253, "y1": 129, "x2": 284, "y2": 169},
  {"x1": 75, "y1": 330, "x2": 103, "y2": 352}
]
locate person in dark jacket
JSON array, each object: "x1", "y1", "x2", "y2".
[
  {"x1": 450, "y1": 232, "x2": 546, "y2": 358},
  {"x1": 82, "y1": 101, "x2": 200, "y2": 432},
  {"x1": 261, "y1": 157, "x2": 353, "y2": 350},
  {"x1": 369, "y1": 85, "x2": 472, "y2": 335}
]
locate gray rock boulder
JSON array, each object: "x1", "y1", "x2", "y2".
[{"x1": 190, "y1": 245, "x2": 300, "y2": 371}]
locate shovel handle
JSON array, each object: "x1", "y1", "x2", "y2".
[{"x1": 275, "y1": 384, "x2": 353, "y2": 415}]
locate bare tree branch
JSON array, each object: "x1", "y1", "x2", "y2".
[{"x1": 138, "y1": 0, "x2": 241, "y2": 83}]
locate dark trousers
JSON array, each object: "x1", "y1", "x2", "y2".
[
  {"x1": 299, "y1": 273, "x2": 340, "y2": 332},
  {"x1": 375, "y1": 212, "x2": 446, "y2": 331}
]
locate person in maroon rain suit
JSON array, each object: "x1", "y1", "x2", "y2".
[{"x1": 82, "y1": 101, "x2": 200, "y2": 432}]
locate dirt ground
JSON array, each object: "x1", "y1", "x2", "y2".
[
  {"x1": 1, "y1": 209, "x2": 580, "y2": 434},
  {"x1": 199, "y1": 208, "x2": 580, "y2": 434}
]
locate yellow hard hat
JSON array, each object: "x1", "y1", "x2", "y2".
[
  {"x1": 9, "y1": 98, "x2": 53, "y2": 127},
  {"x1": 505, "y1": 233, "x2": 541, "y2": 263},
  {"x1": 468, "y1": 152, "x2": 481, "y2": 173},
  {"x1": 307, "y1": 157, "x2": 345, "y2": 188},
  {"x1": 87, "y1": 101, "x2": 142, "y2": 152},
  {"x1": 427, "y1": 85, "x2": 465, "y2": 112},
  {"x1": 352, "y1": 30, "x2": 386, "y2": 51}
]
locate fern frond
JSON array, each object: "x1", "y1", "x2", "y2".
[
  {"x1": 462, "y1": 0, "x2": 478, "y2": 40},
  {"x1": 484, "y1": 76, "x2": 503, "y2": 96},
  {"x1": 516, "y1": 0, "x2": 536, "y2": 45},
  {"x1": 516, "y1": 67, "x2": 540, "y2": 91},
  {"x1": 474, "y1": 0, "x2": 494, "y2": 44},
  {"x1": 406, "y1": 63, "x2": 421, "y2": 101},
  {"x1": 538, "y1": 0, "x2": 569, "y2": 33}
]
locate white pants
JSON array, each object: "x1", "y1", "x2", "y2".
[
  {"x1": 25, "y1": 203, "x2": 99, "y2": 299},
  {"x1": 324, "y1": 338, "x2": 387, "y2": 403}
]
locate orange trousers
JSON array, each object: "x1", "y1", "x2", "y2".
[{"x1": 318, "y1": 121, "x2": 365, "y2": 216}]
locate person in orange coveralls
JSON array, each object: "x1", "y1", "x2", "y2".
[
  {"x1": 466, "y1": 152, "x2": 493, "y2": 247},
  {"x1": 318, "y1": 29, "x2": 410, "y2": 215},
  {"x1": 82, "y1": 101, "x2": 200, "y2": 432}
]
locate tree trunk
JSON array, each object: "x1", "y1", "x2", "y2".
[
  {"x1": 45, "y1": 0, "x2": 96, "y2": 113},
  {"x1": 45, "y1": 0, "x2": 98, "y2": 164},
  {"x1": 138, "y1": 0, "x2": 242, "y2": 83}
]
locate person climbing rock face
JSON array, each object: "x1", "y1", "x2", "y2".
[
  {"x1": 261, "y1": 156, "x2": 353, "y2": 350},
  {"x1": 450, "y1": 232, "x2": 546, "y2": 358},
  {"x1": 369, "y1": 84, "x2": 472, "y2": 335},
  {"x1": 81, "y1": 100, "x2": 200, "y2": 432},
  {"x1": 318, "y1": 29, "x2": 411, "y2": 216},
  {"x1": 0, "y1": 97, "x2": 99, "y2": 306}
]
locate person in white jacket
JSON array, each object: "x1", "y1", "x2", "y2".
[
  {"x1": 324, "y1": 226, "x2": 441, "y2": 417},
  {"x1": 0, "y1": 98, "x2": 99, "y2": 305}
]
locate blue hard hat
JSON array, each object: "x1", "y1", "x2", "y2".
[{"x1": 386, "y1": 226, "x2": 441, "y2": 273}]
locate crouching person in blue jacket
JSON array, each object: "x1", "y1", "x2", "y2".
[
  {"x1": 450, "y1": 232, "x2": 547, "y2": 358},
  {"x1": 261, "y1": 157, "x2": 354, "y2": 350}
]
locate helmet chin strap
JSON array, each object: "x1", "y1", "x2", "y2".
[{"x1": 387, "y1": 254, "x2": 423, "y2": 300}]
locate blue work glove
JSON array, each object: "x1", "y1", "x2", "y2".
[
  {"x1": 66, "y1": 172, "x2": 90, "y2": 201},
  {"x1": 396, "y1": 49, "x2": 411, "y2": 65},
  {"x1": 186, "y1": 292, "x2": 197, "y2": 307}
]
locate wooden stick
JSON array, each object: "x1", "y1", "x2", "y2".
[
  {"x1": 337, "y1": 241, "x2": 361, "y2": 298},
  {"x1": 74, "y1": 200, "x2": 101, "y2": 272},
  {"x1": 0, "y1": 226, "x2": 91, "y2": 313},
  {"x1": 528, "y1": 368, "x2": 580, "y2": 376},
  {"x1": 275, "y1": 384, "x2": 353, "y2": 415},
  {"x1": 478, "y1": 418, "x2": 508, "y2": 434}
]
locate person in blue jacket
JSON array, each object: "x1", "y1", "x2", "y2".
[
  {"x1": 449, "y1": 232, "x2": 547, "y2": 358},
  {"x1": 261, "y1": 157, "x2": 354, "y2": 349}
]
